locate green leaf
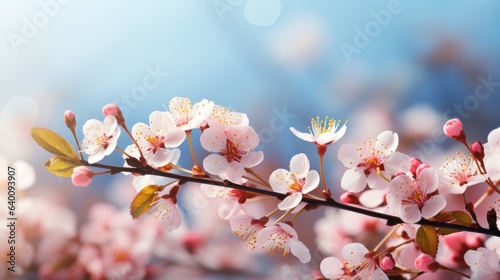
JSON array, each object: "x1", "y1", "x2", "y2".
[
  {"x1": 452, "y1": 211, "x2": 472, "y2": 225},
  {"x1": 45, "y1": 157, "x2": 81, "y2": 177},
  {"x1": 31, "y1": 128, "x2": 78, "y2": 159},
  {"x1": 130, "y1": 185, "x2": 159, "y2": 219},
  {"x1": 416, "y1": 225, "x2": 439, "y2": 258}
]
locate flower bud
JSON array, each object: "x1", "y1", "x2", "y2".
[
  {"x1": 340, "y1": 192, "x2": 360, "y2": 205},
  {"x1": 102, "y1": 103, "x2": 125, "y2": 127},
  {"x1": 379, "y1": 253, "x2": 395, "y2": 271},
  {"x1": 443, "y1": 118, "x2": 465, "y2": 142},
  {"x1": 471, "y1": 141, "x2": 485, "y2": 161},
  {"x1": 71, "y1": 166, "x2": 94, "y2": 187},
  {"x1": 64, "y1": 110, "x2": 76, "y2": 130},
  {"x1": 414, "y1": 253, "x2": 439, "y2": 272},
  {"x1": 409, "y1": 157, "x2": 422, "y2": 177}
]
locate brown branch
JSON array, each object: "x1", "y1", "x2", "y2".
[{"x1": 85, "y1": 161, "x2": 500, "y2": 237}]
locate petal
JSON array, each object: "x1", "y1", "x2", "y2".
[
  {"x1": 83, "y1": 119, "x2": 103, "y2": 134},
  {"x1": 148, "y1": 111, "x2": 166, "y2": 133},
  {"x1": 302, "y1": 170, "x2": 320, "y2": 194},
  {"x1": 384, "y1": 151, "x2": 411, "y2": 174},
  {"x1": 225, "y1": 161, "x2": 245, "y2": 182},
  {"x1": 88, "y1": 149, "x2": 105, "y2": 164},
  {"x1": 320, "y1": 257, "x2": 344, "y2": 280},
  {"x1": 103, "y1": 115, "x2": 118, "y2": 135},
  {"x1": 342, "y1": 243, "x2": 369, "y2": 263},
  {"x1": 487, "y1": 127, "x2": 500, "y2": 149},
  {"x1": 163, "y1": 128, "x2": 186, "y2": 148},
  {"x1": 290, "y1": 153, "x2": 310, "y2": 177},
  {"x1": 269, "y1": 169, "x2": 292, "y2": 193},
  {"x1": 421, "y1": 195, "x2": 446, "y2": 219},
  {"x1": 375, "y1": 131, "x2": 398, "y2": 153},
  {"x1": 337, "y1": 144, "x2": 360, "y2": 168},
  {"x1": 240, "y1": 151, "x2": 264, "y2": 168},
  {"x1": 232, "y1": 126, "x2": 260, "y2": 151},
  {"x1": 418, "y1": 167, "x2": 439, "y2": 193},
  {"x1": 341, "y1": 169, "x2": 367, "y2": 193},
  {"x1": 218, "y1": 200, "x2": 243, "y2": 220},
  {"x1": 132, "y1": 122, "x2": 154, "y2": 142},
  {"x1": 316, "y1": 132, "x2": 336, "y2": 145},
  {"x1": 370, "y1": 267, "x2": 389, "y2": 280},
  {"x1": 278, "y1": 192, "x2": 302, "y2": 210},
  {"x1": 290, "y1": 127, "x2": 315, "y2": 142},
  {"x1": 359, "y1": 189, "x2": 386, "y2": 208},
  {"x1": 366, "y1": 171, "x2": 389, "y2": 190},
  {"x1": 200, "y1": 127, "x2": 226, "y2": 152},
  {"x1": 289, "y1": 238, "x2": 311, "y2": 263},
  {"x1": 150, "y1": 148, "x2": 173, "y2": 167},
  {"x1": 203, "y1": 154, "x2": 229, "y2": 176},
  {"x1": 200, "y1": 184, "x2": 224, "y2": 198},
  {"x1": 189, "y1": 99, "x2": 215, "y2": 129},
  {"x1": 399, "y1": 204, "x2": 421, "y2": 223}
]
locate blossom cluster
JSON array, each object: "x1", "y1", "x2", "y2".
[{"x1": 31, "y1": 97, "x2": 500, "y2": 279}]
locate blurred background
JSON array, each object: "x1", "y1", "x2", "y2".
[{"x1": 2, "y1": 0, "x2": 500, "y2": 279}]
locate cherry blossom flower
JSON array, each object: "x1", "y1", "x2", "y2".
[
  {"x1": 205, "y1": 105, "x2": 249, "y2": 128},
  {"x1": 81, "y1": 115, "x2": 121, "y2": 164},
  {"x1": 200, "y1": 125, "x2": 263, "y2": 182},
  {"x1": 386, "y1": 168, "x2": 446, "y2": 223},
  {"x1": 343, "y1": 243, "x2": 388, "y2": 280},
  {"x1": 269, "y1": 153, "x2": 319, "y2": 210},
  {"x1": 464, "y1": 247, "x2": 500, "y2": 280},
  {"x1": 166, "y1": 97, "x2": 214, "y2": 130},
  {"x1": 132, "y1": 111, "x2": 185, "y2": 167},
  {"x1": 440, "y1": 152, "x2": 487, "y2": 194},
  {"x1": 320, "y1": 257, "x2": 344, "y2": 280},
  {"x1": 338, "y1": 131, "x2": 410, "y2": 193},
  {"x1": 443, "y1": 118, "x2": 465, "y2": 141},
  {"x1": 256, "y1": 222, "x2": 311, "y2": 263},
  {"x1": 230, "y1": 215, "x2": 267, "y2": 249},
  {"x1": 290, "y1": 116, "x2": 347, "y2": 147}
]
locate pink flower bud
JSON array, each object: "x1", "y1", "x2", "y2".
[
  {"x1": 379, "y1": 253, "x2": 395, "y2": 271},
  {"x1": 64, "y1": 110, "x2": 76, "y2": 130},
  {"x1": 102, "y1": 103, "x2": 125, "y2": 127},
  {"x1": 471, "y1": 141, "x2": 485, "y2": 161},
  {"x1": 415, "y1": 163, "x2": 430, "y2": 176},
  {"x1": 71, "y1": 166, "x2": 94, "y2": 187},
  {"x1": 414, "y1": 253, "x2": 439, "y2": 272},
  {"x1": 340, "y1": 192, "x2": 360, "y2": 205},
  {"x1": 409, "y1": 157, "x2": 422, "y2": 176},
  {"x1": 443, "y1": 118, "x2": 465, "y2": 142}
]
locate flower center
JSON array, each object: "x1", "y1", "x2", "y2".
[
  {"x1": 146, "y1": 135, "x2": 165, "y2": 152},
  {"x1": 221, "y1": 139, "x2": 242, "y2": 163}
]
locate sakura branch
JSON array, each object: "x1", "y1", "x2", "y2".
[{"x1": 31, "y1": 98, "x2": 500, "y2": 279}]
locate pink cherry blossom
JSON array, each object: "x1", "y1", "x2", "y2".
[
  {"x1": 230, "y1": 215, "x2": 267, "y2": 249},
  {"x1": 166, "y1": 97, "x2": 214, "y2": 130},
  {"x1": 132, "y1": 111, "x2": 185, "y2": 167},
  {"x1": 200, "y1": 125, "x2": 263, "y2": 182},
  {"x1": 81, "y1": 115, "x2": 121, "y2": 164},
  {"x1": 484, "y1": 127, "x2": 500, "y2": 181},
  {"x1": 464, "y1": 247, "x2": 500, "y2": 280},
  {"x1": 320, "y1": 257, "x2": 344, "y2": 279},
  {"x1": 290, "y1": 116, "x2": 347, "y2": 146},
  {"x1": 71, "y1": 166, "x2": 94, "y2": 187},
  {"x1": 338, "y1": 131, "x2": 410, "y2": 193},
  {"x1": 256, "y1": 222, "x2": 311, "y2": 263},
  {"x1": 269, "y1": 153, "x2": 319, "y2": 210},
  {"x1": 440, "y1": 152, "x2": 487, "y2": 194},
  {"x1": 386, "y1": 168, "x2": 446, "y2": 223},
  {"x1": 342, "y1": 243, "x2": 388, "y2": 280}
]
